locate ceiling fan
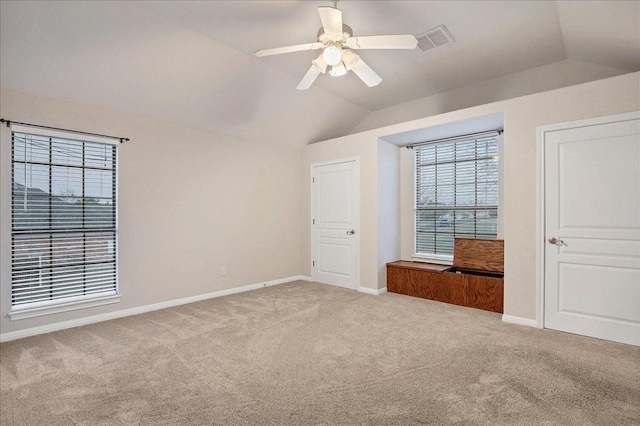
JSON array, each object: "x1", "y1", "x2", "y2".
[{"x1": 255, "y1": 1, "x2": 418, "y2": 90}]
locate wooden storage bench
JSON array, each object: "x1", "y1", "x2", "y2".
[{"x1": 386, "y1": 238, "x2": 504, "y2": 313}]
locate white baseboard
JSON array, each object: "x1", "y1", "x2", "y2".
[
  {"x1": 502, "y1": 314, "x2": 538, "y2": 328},
  {"x1": 0, "y1": 275, "x2": 307, "y2": 343},
  {"x1": 358, "y1": 286, "x2": 387, "y2": 296}
]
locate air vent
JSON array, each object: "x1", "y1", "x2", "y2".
[{"x1": 416, "y1": 25, "x2": 455, "y2": 52}]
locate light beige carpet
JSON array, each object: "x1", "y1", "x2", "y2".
[{"x1": 1, "y1": 281, "x2": 639, "y2": 425}]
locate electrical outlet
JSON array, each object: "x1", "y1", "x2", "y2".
[{"x1": 221, "y1": 266, "x2": 227, "y2": 276}]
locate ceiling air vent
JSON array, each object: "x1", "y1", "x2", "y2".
[{"x1": 416, "y1": 25, "x2": 455, "y2": 52}]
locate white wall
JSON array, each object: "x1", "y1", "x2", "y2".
[
  {"x1": 0, "y1": 88, "x2": 301, "y2": 335},
  {"x1": 353, "y1": 60, "x2": 628, "y2": 133},
  {"x1": 300, "y1": 136, "x2": 378, "y2": 291},
  {"x1": 377, "y1": 140, "x2": 400, "y2": 290},
  {"x1": 299, "y1": 137, "x2": 399, "y2": 292},
  {"x1": 2, "y1": 72, "x2": 638, "y2": 337},
  {"x1": 302, "y1": 72, "x2": 640, "y2": 320}
]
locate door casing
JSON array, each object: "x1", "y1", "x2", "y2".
[
  {"x1": 311, "y1": 157, "x2": 360, "y2": 290},
  {"x1": 536, "y1": 111, "x2": 640, "y2": 329}
]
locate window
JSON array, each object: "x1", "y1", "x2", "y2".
[
  {"x1": 11, "y1": 129, "x2": 118, "y2": 316},
  {"x1": 414, "y1": 135, "x2": 498, "y2": 260}
]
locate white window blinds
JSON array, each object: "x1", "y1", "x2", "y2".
[
  {"x1": 415, "y1": 135, "x2": 498, "y2": 258},
  {"x1": 11, "y1": 131, "x2": 118, "y2": 309}
]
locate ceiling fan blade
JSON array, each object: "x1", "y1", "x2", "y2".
[
  {"x1": 349, "y1": 56, "x2": 382, "y2": 87},
  {"x1": 318, "y1": 6, "x2": 343, "y2": 36},
  {"x1": 255, "y1": 42, "x2": 324, "y2": 57},
  {"x1": 345, "y1": 34, "x2": 418, "y2": 50},
  {"x1": 296, "y1": 65, "x2": 321, "y2": 90}
]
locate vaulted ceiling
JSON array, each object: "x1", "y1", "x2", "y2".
[{"x1": 1, "y1": 1, "x2": 638, "y2": 148}]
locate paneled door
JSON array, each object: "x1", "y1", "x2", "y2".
[
  {"x1": 312, "y1": 159, "x2": 359, "y2": 290},
  {"x1": 543, "y1": 112, "x2": 640, "y2": 346}
]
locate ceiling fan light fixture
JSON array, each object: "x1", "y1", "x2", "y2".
[
  {"x1": 312, "y1": 55, "x2": 328, "y2": 73},
  {"x1": 322, "y1": 43, "x2": 343, "y2": 66},
  {"x1": 329, "y1": 62, "x2": 347, "y2": 77},
  {"x1": 341, "y1": 49, "x2": 358, "y2": 70}
]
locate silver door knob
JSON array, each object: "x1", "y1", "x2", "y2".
[
  {"x1": 347, "y1": 230, "x2": 355, "y2": 235},
  {"x1": 548, "y1": 237, "x2": 564, "y2": 245}
]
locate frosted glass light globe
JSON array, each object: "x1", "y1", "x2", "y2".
[
  {"x1": 322, "y1": 44, "x2": 343, "y2": 66},
  {"x1": 329, "y1": 62, "x2": 347, "y2": 77}
]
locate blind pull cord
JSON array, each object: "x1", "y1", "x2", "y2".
[{"x1": 23, "y1": 134, "x2": 29, "y2": 211}]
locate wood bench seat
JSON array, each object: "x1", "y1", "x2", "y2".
[{"x1": 386, "y1": 260, "x2": 504, "y2": 313}]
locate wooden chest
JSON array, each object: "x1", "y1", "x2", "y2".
[{"x1": 386, "y1": 239, "x2": 504, "y2": 313}]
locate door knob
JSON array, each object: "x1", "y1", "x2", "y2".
[
  {"x1": 347, "y1": 230, "x2": 355, "y2": 235},
  {"x1": 548, "y1": 237, "x2": 564, "y2": 245}
]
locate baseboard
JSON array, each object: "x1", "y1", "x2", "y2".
[
  {"x1": 502, "y1": 314, "x2": 538, "y2": 328},
  {"x1": 358, "y1": 286, "x2": 387, "y2": 296},
  {"x1": 0, "y1": 275, "x2": 306, "y2": 343}
]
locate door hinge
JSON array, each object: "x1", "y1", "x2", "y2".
[
  {"x1": 313, "y1": 261, "x2": 315, "y2": 267},
  {"x1": 312, "y1": 176, "x2": 315, "y2": 183},
  {"x1": 312, "y1": 218, "x2": 315, "y2": 225}
]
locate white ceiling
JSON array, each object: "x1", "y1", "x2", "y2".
[
  {"x1": 1, "y1": 1, "x2": 638, "y2": 148},
  {"x1": 135, "y1": 0, "x2": 567, "y2": 110}
]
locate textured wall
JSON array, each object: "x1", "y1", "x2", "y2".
[
  {"x1": 352, "y1": 60, "x2": 628, "y2": 134},
  {"x1": 303, "y1": 72, "x2": 640, "y2": 320},
  {"x1": 0, "y1": 88, "x2": 302, "y2": 334}
]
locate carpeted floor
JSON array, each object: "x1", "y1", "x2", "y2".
[{"x1": 1, "y1": 281, "x2": 639, "y2": 426}]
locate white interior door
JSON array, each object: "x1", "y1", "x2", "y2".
[
  {"x1": 312, "y1": 159, "x2": 359, "y2": 290},
  {"x1": 543, "y1": 112, "x2": 640, "y2": 346}
]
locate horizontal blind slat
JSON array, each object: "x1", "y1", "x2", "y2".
[
  {"x1": 13, "y1": 265, "x2": 116, "y2": 283},
  {"x1": 12, "y1": 278, "x2": 116, "y2": 290},
  {"x1": 12, "y1": 281, "x2": 117, "y2": 299}
]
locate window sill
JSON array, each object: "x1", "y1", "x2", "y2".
[
  {"x1": 9, "y1": 292, "x2": 120, "y2": 321},
  {"x1": 412, "y1": 255, "x2": 453, "y2": 266}
]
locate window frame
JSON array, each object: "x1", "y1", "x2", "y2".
[
  {"x1": 8, "y1": 125, "x2": 120, "y2": 321},
  {"x1": 412, "y1": 134, "x2": 499, "y2": 264}
]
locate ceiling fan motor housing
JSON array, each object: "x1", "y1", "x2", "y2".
[{"x1": 317, "y1": 24, "x2": 353, "y2": 43}]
